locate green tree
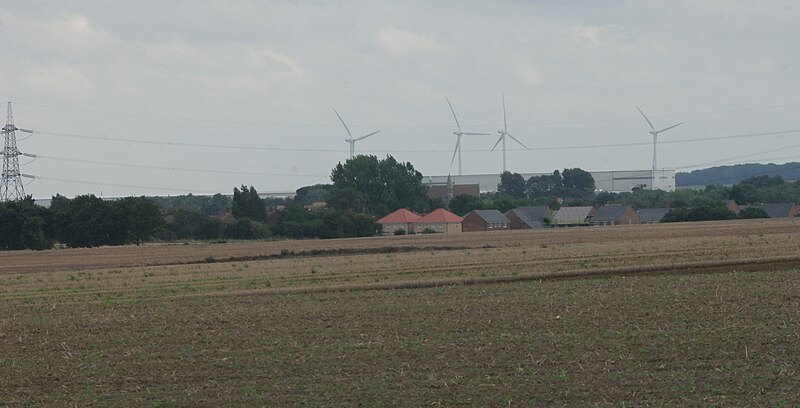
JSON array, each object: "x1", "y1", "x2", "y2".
[
  {"x1": 525, "y1": 171, "x2": 562, "y2": 200},
  {"x1": 109, "y1": 197, "x2": 164, "y2": 245},
  {"x1": 498, "y1": 171, "x2": 526, "y2": 199},
  {"x1": 62, "y1": 195, "x2": 112, "y2": 248},
  {"x1": 561, "y1": 168, "x2": 595, "y2": 197},
  {"x1": 167, "y1": 209, "x2": 225, "y2": 240},
  {"x1": 232, "y1": 185, "x2": 267, "y2": 221},
  {"x1": 448, "y1": 194, "x2": 484, "y2": 216},
  {"x1": 21, "y1": 216, "x2": 49, "y2": 250},
  {"x1": 294, "y1": 184, "x2": 333, "y2": 205},
  {"x1": 330, "y1": 155, "x2": 428, "y2": 216},
  {"x1": 326, "y1": 186, "x2": 366, "y2": 213}
]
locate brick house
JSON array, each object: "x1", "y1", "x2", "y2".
[
  {"x1": 412, "y1": 208, "x2": 463, "y2": 234},
  {"x1": 591, "y1": 205, "x2": 640, "y2": 226},
  {"x1": 377, "y1": 208, "x2": 421, "y2": 235},
  {"x1": 462, "y1": 209, "x2": 510, "y2": 232},
  {"x1": 506, "y1": 206, "x2": 552, "y2": 229}
]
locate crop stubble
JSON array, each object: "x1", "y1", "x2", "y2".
[{"x1": 1, "y1": 219, "x2": 800, "y2": 405}]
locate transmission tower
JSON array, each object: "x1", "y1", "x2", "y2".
[{"x1": 1, "y1": 102, "x2": 33, "y2": 201}]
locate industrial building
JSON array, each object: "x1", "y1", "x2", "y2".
[{"x1": 423, "y1": 169, "x2": 676, "y2": 194}]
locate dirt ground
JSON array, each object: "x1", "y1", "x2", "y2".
[{"x1": 1, "y1": 219, "x2": 800, "y2": 406}]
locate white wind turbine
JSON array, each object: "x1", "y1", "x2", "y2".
[
  {"x1": 491, "y1": 94, "x2": 529, "y2": 173},
  {"x1": 334, "y1": 109, "x2": 380, "y2": 158},
  {"x1": 446, "y1": 98, "x2": 489, "y2": 176},
  {"x1": 636, "y1": 106, "x2": 682, "y2": 173}
]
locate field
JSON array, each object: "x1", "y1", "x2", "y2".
[{"x1": 2, "y1": 219, "x2": 800, "y2": 406}]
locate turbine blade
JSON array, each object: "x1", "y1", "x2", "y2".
[
  {"x1": 491, "y1": 134, "x2": 504, "y2": 152},
  {"x1": 333, "y1": 109, "x2": 353, "y2": 138},
  {"x1": 656, "y1": 122, "x2": 682, "y2": 134},
  {"x1": 461, "y1": 132, "x2": 490, "y2": 136},
  {"x1": 355, "y1": 130, "x2": 380, "y2": 141},
  {"x1": 507, "y1": 133, "x2": 529, "y2": 149},
  {"x1": 635, "y1": 106, "x2": 655, "y2": 131},
  {"x1": 446, "y1": 97, "x2": 462, "y2": 132},
  {"x1": 450, "y1": 136, "x2": 461, "y2": 167},
  {"x1": 502, "y1": 93, "x2": 508, "y2": 133}
]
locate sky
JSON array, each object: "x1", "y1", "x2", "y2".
[{"x1": 1, "y1": 0, "x2": 800, "y2": 198}]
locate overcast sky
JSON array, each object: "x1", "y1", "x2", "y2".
[{"x1": 2, "y1": 0, "x2": 800, "y2": 197}]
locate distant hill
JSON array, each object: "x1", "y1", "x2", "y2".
[{"x1": 676, "y1": 162, "x2": 800, "y2": 187}]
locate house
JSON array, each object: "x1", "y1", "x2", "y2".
[
  {"x1": 506, "y1": 206, "x2": 552, "y2": 229},
  {"x1": 638, "y1": 208, "x2": 668, "y2": 224},
  {"x1": 591, "y1": 205, "x2": 640, "y2": 226},
  {"x1": 758, "y1": 203, "x2": 800, "y2": 218},
  {"x1": 377, "y1": 208, "x2": 421, "y2": 235},
  {"x1": 413, "y1": 208, "x2": 463, "y2": 234},
  {"x1": 725, "y1": 200, "x2": 741, "y2": 215},
  {"x1": 462, "y1": 209, "x2": 510, "y2": 232},
  {"x1": 304, "y1": 201, "x2": 327, "y2": 210},
  {"x1": 553, "y1": 206, "x2": 596, "y2": 227}
]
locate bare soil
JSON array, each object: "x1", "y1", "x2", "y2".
[{"x1": 1, "y1": 218, "x2": 800, "y2": 406}]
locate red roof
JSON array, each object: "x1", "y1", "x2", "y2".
[
  {"x1": 415, "y1": 208, "x2": 463, "y2": 224},
  {"x1": 377, "y1": 208, "x2": 422, "y2": 224}
]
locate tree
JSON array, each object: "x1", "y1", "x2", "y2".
[
  {"x1": 525, "y1": 171, "x2": 562, "y2": 200},
  {"x1": 62, "y1": 195, "x2": 113, "y2": 248},
  {"x1": 167, "y1": 209, "x2": 225, "y2": 240},
  {"x1": 330, "y1": 155, "x2": 428, "y2": 217},
  {"x1": 232, "y1": 185, "x2": 267, "y2": 221},
  {"x1": 21, "y1": 216, "x2": 49, "y2": 250},
  {"x1": 492, "y1": 197, "x2": 517, "y2": 213},
  {"x1": 498, "y1": 171, "x2": 526, "y2": 199},
  {"x1": 448, "y1": 194, "x2": 484, "y2": 216},
  {"x1": 326, "y1": 187, "x2": 366, "y2": 213},
  {"x1": 739, "y1": 207, "x2": 769, "y2": 219},
  {"x1": 561, "y1": 168, "x2": 595, "y2": 198},
  {"x1": 661, "y1": 199, "x2": 735, "y2": 222},
  {"x1": 294, "y1": 184, "x2": 333, "y2": 205},
  {"x1": 109, "y1": 197, "x2": 163, "y2": 245}
]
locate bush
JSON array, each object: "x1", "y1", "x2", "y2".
[
  {"x1": 394, "y1": 228, "x2": 406, "y2": 236},
  {"x1": 421, "y1": 227, "x2": 437, "y2": 234}
]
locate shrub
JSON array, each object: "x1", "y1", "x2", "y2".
[{"x1": 394, "y1": 228, "x2": 406, "y2": 236}]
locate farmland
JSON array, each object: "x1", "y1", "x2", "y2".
[{"x1": 2, "y1": 219, "x2": 800, "y2": 406}]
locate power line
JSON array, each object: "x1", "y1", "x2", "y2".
[
  {"x1": 13, "y1": 100, "x2": 800, "y2": 128},
  {"x1": 21, "y1": 174, "x2": 219, "y2": 195},
  {"x1": 33, "y1": 128, "x2": 800, "y2": 154},
  {"x1": 674, "y1": 142, "x2": 800, "y2": 170},
  {"x1": 28, "y1": 153, "x2": 330, "y2": 178}
]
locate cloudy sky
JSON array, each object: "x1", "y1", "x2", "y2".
[{"x1": 2, "y1": 1, "x2": 799, "y2": 197}]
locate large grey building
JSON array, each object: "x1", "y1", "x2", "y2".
[{"x1": 423, "y1": 169, "x2": 676, "y2": 193}]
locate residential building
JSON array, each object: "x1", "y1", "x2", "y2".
[
  {"x1": 638, "y1": 208, "x2": 668, "y2": 224},
  {"x1": 591, "y1": 205, "x2": 640, "y2": 226},
  {"x1": 377, "y1": 208, "x2": 421, "y2": 235},
  {"x1": 506, "y1": 206, "x2": 553, "y2": 229},
  {"x1": 758, "y1": 203, "x2": 800, "y2": 218},
  {"x1": 462, "y1": 209, "x2": 510, "y2": 232},
  {"x1": 413, "y1": 208, "x2": 463, "y2": 234},
  {"x1": 553, "y1": 206, "x2": 596, "y2": 226}
]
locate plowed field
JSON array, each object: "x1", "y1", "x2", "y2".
[{"x1": 2, "y1": 219, "x2": 800, "y2": 406}]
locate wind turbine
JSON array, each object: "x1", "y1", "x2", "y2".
[
  {"x1": 334, "y1": 109, "x2": 380, "y2": 158},
  {"x1": 636, "y1": 106, "x2": 682, "y2": 173},
  {"x1": 446, "y1": 98, "x2": 489, "y2": 176},
  {"x1": 491, "y1": 94, "x2": 529, "y2": 173}
]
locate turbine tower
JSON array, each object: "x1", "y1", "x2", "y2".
[
  {"x1": 1, "y1": 102, "x2": 32, "y2": 202},
  {"x1": 334, "y1": 109, "x2": 380, "y2": 159},
  {"x1": 491, "y1": 94, "x2": 529, "y2": 173},
  {"x1": 636, "y1": 106, "x2": 681, "y2": 173},
  {"x1": 446, "y1": 98, "x2": 489, "y2": 176}
]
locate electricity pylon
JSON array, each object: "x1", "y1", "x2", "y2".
[{"x1": 1, "y1": 102, "x2": 33, "y2": 201}]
